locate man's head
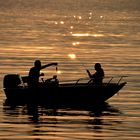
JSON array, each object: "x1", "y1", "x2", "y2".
[
  {"x1": 94, "y1": 63, "x2": 101, "y2": 71},
  {"x1": 34, "y1": 60, "x2": 41, "y2": 68}
]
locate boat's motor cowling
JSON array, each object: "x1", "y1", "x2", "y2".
[{"x1": 3, "y1": 74, "x2": 21, "y2": 88}]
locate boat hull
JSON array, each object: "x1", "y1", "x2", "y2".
[{"x1": 3, "y1": 82, "x2": 126, "y2": 106}]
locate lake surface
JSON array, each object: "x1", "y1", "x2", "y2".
[{"x1": 0, "y1": 0, "x2": 140, "y2": 139}]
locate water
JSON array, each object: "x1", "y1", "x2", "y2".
[{"x1": 0, "y1": 0, "x2": 140, "y2": 139}]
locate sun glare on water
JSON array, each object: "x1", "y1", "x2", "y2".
[
  {"x1": 57, "y1": 70, "x2": 62, "y2": 74},
  {"x1": 68, "y1": 54, "x2": 76, "y2": 59}
]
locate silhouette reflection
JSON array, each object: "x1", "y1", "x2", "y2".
[
  {"x1": 3, "y1": 99, "x2": 122, "y2": 126},
  {"x1": 87, "y1": 103, "x2": 122, "y2": 131},
  {"x1": 25, "y1": 104, "x2": 39, "y2": 123},
  {"x1": 3, "y1": 100, "x2": 123, "y2": 138}
]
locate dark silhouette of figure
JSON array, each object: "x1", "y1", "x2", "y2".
[
  {"x1": 86, "y1": 63, "x2": 104, "y2": 85},
  {"x1": 28, "y1": 60, "x2": 58, "y2": 87}
]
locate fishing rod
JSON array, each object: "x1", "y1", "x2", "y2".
[
  {"x1": 68, "y1": 53, "x2": 87, "y2": 68},
  {"x1": 67, "y1": 43, "x2": 88, "y2": 71}
]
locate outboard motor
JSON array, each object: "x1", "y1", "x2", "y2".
[{"x1": 3, "y1": 74, "x2": 21, "y2": 88}]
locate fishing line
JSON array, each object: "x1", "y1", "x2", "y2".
[{"x1": 68, "y1": 44, "x2": 87, "y2": 71}]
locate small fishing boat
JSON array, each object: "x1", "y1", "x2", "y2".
[{"x1": 3, "y1": 74, "x2": 126, "y2": 106}]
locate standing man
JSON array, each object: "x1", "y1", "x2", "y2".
[{"x1": 28, "y1": 60, "x2": 58, "y2": 87}]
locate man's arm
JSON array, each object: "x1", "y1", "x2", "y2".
[
  {"x1": 41, "y1": 63, "x2": 58, "y2": 69},
  {"x1": 86, "y1": 69, "x2": 92, "y2": 78}
]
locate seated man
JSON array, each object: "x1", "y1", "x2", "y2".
[
  {"x1": 28, "y1": 60, "x2": 58, "y2": 88},
  {"x1": 86, "y1": 63, "x2": 104, "y2": 85}
]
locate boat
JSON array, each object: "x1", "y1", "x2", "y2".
[{"x1": 3, "y1": 74, "x2": 126, "y2": 107}]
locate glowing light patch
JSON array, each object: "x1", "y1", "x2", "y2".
[
  {"x1": 100, "y1": 16, "x2": 103, "y2": 18},
  {"x1": 72, "y1": 33, "x2": 104, "y2": 37},
  {"x1": 60, "y1": 21, "x2": 64, "y2": 24},
  {"x1": 72, "y1": 42, "x2": 80, "y2": 46},
  {"x1": 57, "y1": 70, "x2": 62, "y2": 74},
  {"x1": 78, "y1": 16, "x2": 82, "y2": 19},
  {"x1": 70, "y1": 26, "x2": 74, "y2": 29},
  {"x1": 68, "y1": 54, "x2": 76, "y2": 59}
]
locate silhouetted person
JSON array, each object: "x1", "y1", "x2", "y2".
[
  {"x1": 28, "y1": 60, "x2": 58, "y2": 87},
  {"x1": 86, "y1": 63, "x2": 104, "y2": 85}
]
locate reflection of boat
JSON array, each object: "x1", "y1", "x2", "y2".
[
  {"x1": 3, "y1": 100, "x2": 122, "y2": 125},
  {"x1": 3, "y1": 74, "x2": 126, "y2": 106}
]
